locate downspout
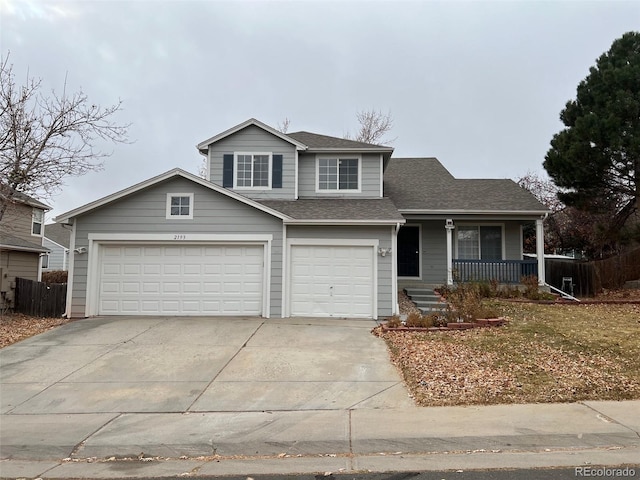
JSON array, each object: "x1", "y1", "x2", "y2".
[{"x1": 64, "y1": 219, "x2": 76, "y2": 318}]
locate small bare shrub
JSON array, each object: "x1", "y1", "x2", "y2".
[
  {"x1": 42, "y1": 270, "x2": 67, "y2": 284},
  {"x1": 386, "y1": 315, "x2": 402, "y2": 328},
  {"x1": 405, "y1": 312, "x2": 434, "y2": 328}
]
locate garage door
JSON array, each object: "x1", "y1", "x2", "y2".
[
  {"x1": 290, "y1": 245, "x2": 374, "y2": 318},
  {"x1": 98, "y1": 244, "x2": 263, "y2": 315}
]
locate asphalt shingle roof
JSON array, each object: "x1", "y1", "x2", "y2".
[
  {"x1": 0, "y1": 232, "x2": 49, "y2": 253},
  {"x1": 44, "y1": 223, "x2": 71, "y2": 248},
  {"x1": 287, "y1": 131, "x2": 391, "y2": 150},
  {"x1": 260, "y1": 198, "x2": 404, "y2": 222},
  {"x1": 384, "y1": 158, "x2": 548, "y2": 212}
]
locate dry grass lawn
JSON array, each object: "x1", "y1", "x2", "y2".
[{"x1": 379, "y1": 301, "x2": 640, "y2": 406}]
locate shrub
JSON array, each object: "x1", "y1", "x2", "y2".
[
  {"x1": 405, "y1": 312, "x2": 435, "y2": 328},
  {"x1": 42, "y1": 270, "x2": 68, "y2": 284},
  {"x1": 386, "y1": 315, "x2": 402, "y2": 328},
  {"x1": 444, "y1": 283, "x2": 483, "y2": 322}
]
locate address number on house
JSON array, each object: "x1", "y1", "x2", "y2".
[{"x1": 173, "y1": 234, "x2": 187, "y2": 240}]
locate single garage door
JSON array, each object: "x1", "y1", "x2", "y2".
[
  {"x1": 98, "y1": 244, "x2": 264, "y2": 315},
  {"x1": 290, "y1": 245, "x2": 374, "y2": 318}
]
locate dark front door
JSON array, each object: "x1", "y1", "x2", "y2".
[{"x1": 398, "y1": 225, "x2": 420, "y2": 277}]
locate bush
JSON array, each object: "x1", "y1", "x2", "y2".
[
  {"x1": 386, "y1": 315, "x2": 402, "y2": 328},
  {"x1": 42, "y1": 270, "x2": 68, "y2": 284},
  {"x1": 405, "y1": 312, "x2": 435, "y2": 328}
]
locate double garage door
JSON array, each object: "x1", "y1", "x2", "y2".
[
  {"x1": 96, "y1": 243, "x2": 375, "y2": 318},
  {"x1": 98, "y1": 244, "x2": 264, "y2": 315}
]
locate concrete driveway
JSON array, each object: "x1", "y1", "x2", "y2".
[{"x1": 0, "y1": 316, "x2": 412, "y2": 415}]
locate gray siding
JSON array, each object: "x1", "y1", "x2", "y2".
[
  {"x1": 43, "y1": 238, "x2": 68, "y2": 271},
  {"x1": 0, "y1": 250, "x2": 40, "y2": 309},
  {"x1": 207, "y1": 125, "x2": 297, "y2": 200},
  {"x1": 70, "y1": 177, "x2": 284, "y2": 318},
  {"x1": 297, "y1": 152, "x2": 382, "y2": 198},
  {"x1": 287, "y1": 225, "x2": 394, "y2": 317}
]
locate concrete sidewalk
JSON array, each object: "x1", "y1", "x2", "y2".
[
  {"x1": 1, "y1": 317, "x2": 639, "y2": 477},
  {"x1": 1, "y1": 400, "x2": 639, "y2": 478}
]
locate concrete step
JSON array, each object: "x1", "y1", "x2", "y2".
[
  {"x1": 409, "y1": 294, "x2": 441, "y2": 302},
  {"x1": 404, "y1": 288, "x2": 439, "y2": 297},
  {"x1": 414, "y1": 300, "x2": 447, "y2": 309}
]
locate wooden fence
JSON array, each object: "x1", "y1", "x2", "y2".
[
  {"x1": 545, "y1": 246, "x2": 640, "y2": 297},
  {"x1": 15, "y1": 277, "x2": 67, "y2": 317}
]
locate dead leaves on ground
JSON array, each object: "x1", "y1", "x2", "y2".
[
  {"x1": 0, "y1": 313, "x2": 71, "y2": 348},
  {"x1": 379, "y1": 302, "x2": 640, "y2": 407}
]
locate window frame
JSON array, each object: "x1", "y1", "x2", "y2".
[
  {"x1": 315, "y1": 155, "x2": 362, "y2": 193},
  {"x1": 455, "y1": 224, "x2": 505, "y2": 260},
  {"x1": 233, "y1": 152, "x2": 273, "y2": 190},
  {"x1": 41, "y1": 252, "x2": 50, "y2": 269},
  {"x1": 165, "y1": 193, "x2": 194, "y2": 220},
  {"x1": 31, "y1": 208, "x2": 44, "y2": 236}
]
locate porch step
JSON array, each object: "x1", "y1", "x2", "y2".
[{"x1": 404, "y1": 288, "x2": 449, "y2": 315}]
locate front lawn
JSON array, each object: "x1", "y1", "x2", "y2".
[{"x1": 378, "y1": 301, "x2": 640, "y2": 406}]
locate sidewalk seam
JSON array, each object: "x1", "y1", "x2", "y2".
[{"x1": 579, "y1": 401, "x2": 640, "y2": 438}]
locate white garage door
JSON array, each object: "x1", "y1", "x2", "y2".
[
  {"x1": 98, "y1": 244, "x2": 264, "y2": 315},
  {"x1": 290, "y1": 245, "x2": 374, "y2": 318}
]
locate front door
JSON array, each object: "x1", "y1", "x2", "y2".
[{"x1": 398, "y1": 225, "x2": 420, "y2": 277}]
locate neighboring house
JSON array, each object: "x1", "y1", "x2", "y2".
[
  {"x1": 0, "y1": 191, "x2": 50, "y2": 311},
  {"x1": 43, "y1": 223, "x2": 71, "y2": 271},
  {"x1": 54, "y1": 118, "x2": 548, "y2": 319}
]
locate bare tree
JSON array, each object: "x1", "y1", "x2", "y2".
[
  {"x1": 0, "y1": 53, "x2": 130, "y2": 221},
  {"x1": 346, "y1": 109, "x2": 395, "y2": 145},
  {"x1": 276, "y1": 117, "x2": 291, "y2": 134}
]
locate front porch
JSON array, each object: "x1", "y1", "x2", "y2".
[{"x1": 396, "y1": 218, "x2": 545, "y2": 287}]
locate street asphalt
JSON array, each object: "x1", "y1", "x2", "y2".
[{"x1": 0, "y1": 316, "x2": 638, "y2": 478}]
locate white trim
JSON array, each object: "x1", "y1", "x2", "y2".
[
  {"x1": 197, "y1": 118, "x2": 308, "y2": 153},
  {"x1": 391, "y1": 224, "x2": 399, "y2": 315},
  {"x1": 536, "y1": 218, "x2": 546, "y2": 285},
  {"x1": 85, "y1": 233, "x2": 273, "y2": 317},
  {"x1": 233, "y1": 152, "x2": 273, "y2": 190},
  {"x1": 285, "y1": 238, "x2": 378, "y2": 319},
  {"x1": 397, "y1": 223, "x2": 423, "y2": 280},
  {"x1": 281, "y1": 223, "x2": 287, "y2": 318},
  {"x1": 165, "y1": 193, "x2": 194, "y2": 220},
  {"x1": 306, "y1": 146, "x2": 393, "y2": 153},
  {"x1": 314, "y1": 155, "x2": 362, "y2": 193},
  {"x1": 400, "y1": 209, "x2": 549, "y2": 216},
  {"x1": 88, "y1": 233, "x2": 273, "y2": 242},
  {"x1": 379, "y1": 154, "x2": 383, "y2": 198},
  {"x1": 31, "y1": 208, "x2": 44, "y2": 237},
  {"x1": 53, "y1": 168, "x2": 291, "y2": 223},
  {"x1": 294, "y1": 150, "x2": 299, "y2": 200},
  {"x1": 65, "y1": 220, "x2": 76, "y2": 318},
  {"x1": 284, "y1": 219, "x2": 403, "y2": 226}
]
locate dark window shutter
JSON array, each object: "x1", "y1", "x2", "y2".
[
  {"x1": 223, "y1": 154, "x2": 234, "y2": 187},
  {"x1": 272, "y1": 154, "x2": 283, "y2": 188}
]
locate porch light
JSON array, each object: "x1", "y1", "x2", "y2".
[{"x1": 378, "y1": 247, "x2": 392, "y2": 257}]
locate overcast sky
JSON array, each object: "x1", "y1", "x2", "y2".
[{"x1": 1, "y1": 0, "x2": 639, "y2": 220}]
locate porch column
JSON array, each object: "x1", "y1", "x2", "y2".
[
  {"x1": 536, "y1": 217, "x2": 546, "y2": 285},
  {"x1": 445, "y1": 219, "x2": 454, "y2": 285}
]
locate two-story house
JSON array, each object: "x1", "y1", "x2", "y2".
[
  {"x1": 0, "y1": 191, "x2": 50, "y2": 311},
  {"x1": 54, "y1": 118, "x2": 547, "y2": 319}
]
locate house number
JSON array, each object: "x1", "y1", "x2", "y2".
[{"x1": 173, "y1": 234, "x2": 186, "y2": 240}]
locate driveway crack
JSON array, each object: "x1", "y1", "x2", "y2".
[
  {"x1": 69, "y1": 413, "x2": 122, "y2": 458},
  {"x1": 185, "y1": 320, "x2": 265, "y2": 412}
]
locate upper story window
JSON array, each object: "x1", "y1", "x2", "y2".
[
  {"x1": 457, "y1": 225, "x2": 503, "y2": 260},
  {"x1": 32, "y1": 209, "x2": 43, "y2": 236},
  {"x1": 235, "y1": 153, "x2": 272, "y2": 189},
  {"x1": 317, "y1": 157, "x2": 360, "y2": 192},
  {"x1": 166, "y1": 193, "x2": 194, "y2": 219}
]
